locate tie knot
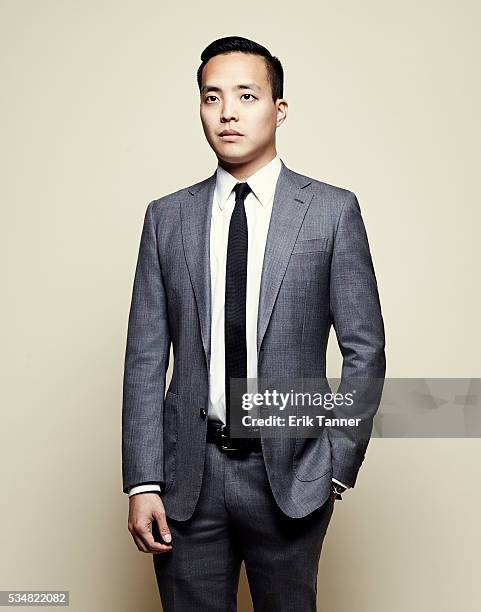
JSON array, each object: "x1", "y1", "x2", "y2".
[{"x1": 233, "y1": 182, "x2": 252, "y2": 201}]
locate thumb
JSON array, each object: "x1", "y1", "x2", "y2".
[{"x1": 155, "y1": 514, "x2": 172, "y2": 544}]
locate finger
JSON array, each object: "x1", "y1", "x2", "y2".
[
  {"x1": 129, "y1": 521, "x2": 150, "y2": 553},
  {"x1": 134, "y1": 531, "x2": 172, "y2": 553},
  {"x1": 155, "y1": 517, "x2": 172, "y2": 545},
  {"x1": 131, "y1": 532, "x2": 149, "y2": 553},
  {"x1": 137, "y1": 522, "x2": 172, "y2": 553},
  {"x1": 142, "y1": 528, "x2": 173, "y2": 553}
]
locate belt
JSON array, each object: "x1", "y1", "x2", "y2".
[{"x1": 206, "y1": 421, "x2": 262, "y2": 454}]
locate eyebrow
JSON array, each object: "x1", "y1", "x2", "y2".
[{"x1": 201, "y1": 83, "x2": 262, "y2": 95}]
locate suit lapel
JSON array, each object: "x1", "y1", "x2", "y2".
[
  {"x1": 181, "y1": 159, "x2": 313, "y2": 368},
  {"x1": 181, "y1": 172, "x2": 216, "y2": 366},
  {"x1": 256, "y1": 160, "x2": 313, "y2": 355}
]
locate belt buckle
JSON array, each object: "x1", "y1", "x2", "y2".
[{"x1": 216, "y1": 425, "x2": 243, "y2": 453}]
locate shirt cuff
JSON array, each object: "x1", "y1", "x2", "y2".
[
  {"x1": 332, "y1": 477, "x2": 351, "y2": 489},
  {"x1": 128, "y1": 483, "x2": 162, "y2": 497}
]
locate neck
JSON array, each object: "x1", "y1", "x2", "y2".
[{"x1": 218, "y1": 148, "x2": 277, "y2": 181}]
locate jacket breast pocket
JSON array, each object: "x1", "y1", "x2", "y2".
[
  {"x1": 162, "y1": 391, "x2": 179, "y2": 492},
  {"x1": 291, "y1": 237, "x2": 329, "y2": 255}
]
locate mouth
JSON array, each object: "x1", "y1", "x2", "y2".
[{"x1": 219, "y1": 130, "x2": 243, "y2": 139}]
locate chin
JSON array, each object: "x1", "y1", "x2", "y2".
[{"x1": 216, "y1": 148, "x2": 251, "y2": 164}]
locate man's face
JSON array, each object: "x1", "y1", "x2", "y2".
[{"x1": 199, "y1": 52, "x2": 287, "y2": 167}]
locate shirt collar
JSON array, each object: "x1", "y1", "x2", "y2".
[{"x1": 215, "y1": 154, "x2": 282, "y2": 210}]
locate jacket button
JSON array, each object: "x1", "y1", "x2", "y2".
[{"x1": 200, "y1": 407, "x2": 207, "y2": 419}]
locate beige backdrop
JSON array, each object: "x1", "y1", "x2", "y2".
[{"x1": 1, "y1": 1, "x2": 480, "y2": 610}]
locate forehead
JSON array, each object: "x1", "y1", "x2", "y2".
[{"x1": 202, "y1": 52, "x2": 269, "y2": 89}]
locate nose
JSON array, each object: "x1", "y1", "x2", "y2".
[{"x1": 220, "y1": 100, "x2": 238, "y2": 123}]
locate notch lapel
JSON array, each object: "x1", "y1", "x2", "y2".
[
  {"x1": 181, "y1": 172, "x2": 216, "y2": 366},
  {"x1": 256, "y1": 160, "x2": 313, "y2": 356}
]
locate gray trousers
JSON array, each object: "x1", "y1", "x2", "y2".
[{"x1": 153, "y1": 440, "x2": 335, "y2": 611}]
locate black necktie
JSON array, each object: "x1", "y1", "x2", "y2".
[{"x1": 225, "y1": 182, "x2": 251, "y2": 435}]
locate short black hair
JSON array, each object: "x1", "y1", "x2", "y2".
[{"x1": 197, "y1": 36, "x2": 284, "y2": 102}]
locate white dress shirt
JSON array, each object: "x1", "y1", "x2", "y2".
[{"x1": 129, "y1": 154, "x2": 349, "y2": 496}]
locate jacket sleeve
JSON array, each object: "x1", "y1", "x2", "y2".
[
  {"x1": 328, "y1": 192, "x2": 386, "y2": 487},
  {"x1": 122, "y1": 200, "x2": 171, "y2": 494}
]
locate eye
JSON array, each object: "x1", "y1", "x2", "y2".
[
  {"x1": 242, "y1": 93, "x2": 256, "y2": 101},
  {"x1": 205, "y1": 95, "x2": 218, "y2": 103}
]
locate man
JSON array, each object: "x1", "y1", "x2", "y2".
[{"x1": 122, "y1": 36, "x2": 385, "y2": 611}]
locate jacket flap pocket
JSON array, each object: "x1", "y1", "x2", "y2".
[{"x1": 292, "y1": 237, "x2": 329, "y2": 254}]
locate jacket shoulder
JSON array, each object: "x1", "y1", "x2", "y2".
[
  {"x1": 287, "y1": 169, "x2": 360, "y2": 222},
  {"x1": 150, "y1": 175, "x2": 212, "y2": 208},
  {"x1": 290, "y1": 168, "x2": 354, "y2": 201}
]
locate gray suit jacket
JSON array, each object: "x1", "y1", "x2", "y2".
[{"x1": 122, "y1": 159, "x2": 386, "y2": 520}]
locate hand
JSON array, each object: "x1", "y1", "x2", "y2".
[{"x1": 128, "y1": 493, "x2": 172, "y2": 554}]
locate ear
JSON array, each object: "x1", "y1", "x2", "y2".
[{"x1": 276, "y1": 99, "x2": 288, "y2": 127}]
